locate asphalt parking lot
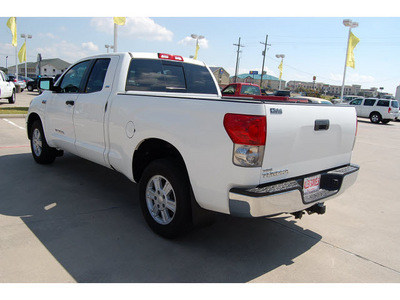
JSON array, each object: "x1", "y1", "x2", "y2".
[{"x1": 1, "y1": 92, "x2": 400, "y2": 285}]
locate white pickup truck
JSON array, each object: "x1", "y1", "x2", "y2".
[{"x1": 27, "y1": 52, "x2": 359, "y2": 238}]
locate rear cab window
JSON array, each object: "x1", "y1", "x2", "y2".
[{"x1": 125, "y1": 58, "x2": 218, "y2": 95}]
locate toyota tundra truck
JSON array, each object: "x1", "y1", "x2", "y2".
[{"x1": 26, "y1": 52, "x2": 359, "y2": 238}]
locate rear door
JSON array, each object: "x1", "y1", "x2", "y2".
[{"x1": 260, "y1": 103, "x2": 357, "y2": 184}]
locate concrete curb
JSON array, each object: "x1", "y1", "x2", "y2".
[{"x1": 0, "y1": 114, "x2": 27, "y2": 119}]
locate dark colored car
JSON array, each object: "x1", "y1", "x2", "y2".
[{"x1": 27, "y1": 78, "x2": 39, "y2": 91}]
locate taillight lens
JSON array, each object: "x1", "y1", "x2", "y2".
[
  {"x1": 388, "y1": 107, "x2": 392, "y2": 113},
  {"x1": 224, "y1": 114, "x2": 266, "y2": 167},
  {"x1": 223, "y1": 114, "x2": 266, "y2": 146}
]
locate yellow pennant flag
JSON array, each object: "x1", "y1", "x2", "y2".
[
  {"x1": 346, "y1": 32, "x2": 360, "y2": 69},
  {"x1": 194, "y1": 43, "x2": 200, "y2": 60},
  {"x1": 7, "y1": 17, "x2": 17, "y2": 47},
  {"x1": 113, "y1": 17, "x2": 126, "y2": 26},
  {"x1": 278, "y1": 61, "x2": 283, "y2": 80},
  {"x1": 18, "y1": 42, "x2": 26, "y2": 63}
]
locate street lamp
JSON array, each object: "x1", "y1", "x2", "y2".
[
  {"x1": 105, "y1": 44, "x2": 114, "y2": 53},
  {"x1": 191, "y1": 34, "x2": 204, "y2": 59},
  {"x1": 340, "y1": 19, "x2": 359, "y2": 101},
  {"x1": 6, "y1": 56, "x2": 8, "y2": 69},
  {"x1": 275, "y1": 54, "x2": 285, "y2": 90},
  {"x1": 20, "y1": 33, "x2": 32, "y2": 77}
]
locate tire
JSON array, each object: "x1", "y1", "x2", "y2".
[
  {"x1": 27, "y1": 85, "x2": 33, "y2": 91},
  {"x1": 30, "y1": 120, "x2": 57, "y2": 164},
  {"x1": 370, "y1": 112, "x2": 381, "y2": 124},
  {"x1": 139, "y1": 159, "x2": 192, "y2": 238},
  {"x1": 8, "y1": 90, "x2": 16, "y2": 104}
]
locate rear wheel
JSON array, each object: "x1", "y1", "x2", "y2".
[
  {"x1": 370, "y1": 112, "x2": 381, "y2": 124},
  {"x1": 30, "y1": 120, "x2": 57, "y2": 164},
  {"x1": 139, "y1": 159, "x2": 192, "y2": 238},
  {"x1": 27, "y1": 85, "x2": 33, "y2": 91}
]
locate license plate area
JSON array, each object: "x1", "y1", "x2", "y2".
[{"x1": 303, "y1": 174, "x2": 321, "y2": 195}]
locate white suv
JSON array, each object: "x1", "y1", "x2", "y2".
[{"x1": 349, "y1": 98, "x2": 399, "y2": 124}]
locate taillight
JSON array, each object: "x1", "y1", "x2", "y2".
[
  {"x1": 158, "y1": 53, "x2": 184, "y2": 61},
  {"x1": 224, "y1": 114, "x2": 266, "y2": 167},
  {"x1": 388, "y1": 107, "x2": 392, "y2": 113},
  {"x1": 223, "y1": 114, "x2": 266, "y2": 146}
]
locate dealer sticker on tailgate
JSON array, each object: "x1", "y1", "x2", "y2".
[{"x1": 303, "y1": 174, "x2": 321, "y2": 194}]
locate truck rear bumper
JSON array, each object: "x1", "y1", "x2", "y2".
[{"x1": 229, "y1": 164, "x2": 359, "y2": 218}]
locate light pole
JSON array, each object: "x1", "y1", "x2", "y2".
[
  {"x1": 20, "y1": 34, "x2": 32, "y2": 77},
  {"x1": 191, "y1": 34, "x2": 204, "y2": 59},
  {"x1": 276, "y1": 54, "x2": 285, "y2": 90},
  {"x1": 105, "y1": 44, "x2": 114, "y2": 53},
  {"x1": 340, "y1": 19, "x2": 359, "y2": 101},
  {"x1": 6, "y1": 56, "x2": 8, "y2": 69}
]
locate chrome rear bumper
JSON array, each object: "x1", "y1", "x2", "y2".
[{"x1": 229, "y1": 164, "x2": 359, "y2": 218}]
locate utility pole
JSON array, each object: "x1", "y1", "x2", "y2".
[
  {"x1": 233, "y1": 37, "x2": 244, "y2": 83},
  {"x1": 260, "y1": 35, "x2": 271, "y2": 89}
]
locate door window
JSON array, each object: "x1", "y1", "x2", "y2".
[
  {"x1": 85, "y1": 59, "x2": 111, "y2": 93},
  {"x1": 58, "y1": 60, "x2": 91, "y2": 93}
]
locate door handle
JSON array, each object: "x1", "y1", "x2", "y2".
[
  {"x1": 314, "y1": 119, "x2": 330, "y2": 131},
  {"x1": 66, "y1": 100, "x2": 75, "y2": 106}
]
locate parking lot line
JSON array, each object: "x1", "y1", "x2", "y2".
[{"x1": 1, "y1": 118, "x2": 25, "y2": 130}]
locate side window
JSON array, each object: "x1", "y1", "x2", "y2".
[
  {"x1": 350, "y1": 99, "x2": 362, "y2": 105},
  {"x1": 126, "y1": 59, "x2": 165, "y2": 92},
  {"x1": 222, "y1": 85, "x2": 236, "y2": 94},
  {"x1": 241, "y1": 85, "x2": 260, "y2": 96},
  {"x1": 59, "y1": 60, "x2": 91, "y2": 93},
  {"x1": 364, "y1": 99, "x2": 376, "y2": 106},
  {"x1": 391, "y1": 101, "x2": 399, "y2": 108},
  {"x1": 377, "y1": 100, "x2": 389, "y2": 107},
  {"x1": 85, "y1": 59, "x2": 111, "y2": 93}
]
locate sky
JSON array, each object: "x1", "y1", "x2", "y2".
[{"x1": 1, "y1": 1, "x2": 399, "y2": 95}]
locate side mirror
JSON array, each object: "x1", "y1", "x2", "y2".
[{"x1": 38, "y1": 78, "x2": 55, "y2": 91}]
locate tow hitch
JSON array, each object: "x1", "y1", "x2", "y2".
[{"x1": 292, "y1": 203, "x2": 326, "y2": 219}]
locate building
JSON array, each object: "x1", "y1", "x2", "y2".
[
  {"x1": 287, "y1": 80, "x2": 363, "y2": 97},
  {"x1": 7, "y1": 58, "x2": 71, "y2": 78},
  {"x1": 396, "y1": 85, "x2": 400, "y2": 101},
  {"x1": 209, "y1": 67, "x2": 230, "y2": 88},
  {"x1": 230, "y1": 73, "x2": 285, "y2": 90}
]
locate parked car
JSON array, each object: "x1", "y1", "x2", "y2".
[
  {"x1": 7, "y1": 75, "x2": 26, "y2": 91},
  {"x1": 27, "y1": 77, "x2": 39, "y2": 91},
  {"x1": 0, "y1": 70, "x2": 16, "y2": 103},
  {"x1": 349, "y1": 98, "x2": 399, "y2": 124}
]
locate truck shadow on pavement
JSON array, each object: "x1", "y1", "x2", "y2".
[{"x1": 0, "y1": 152, "x2": 321, "y2": 283}]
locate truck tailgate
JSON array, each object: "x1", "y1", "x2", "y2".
[{"x1": 260, "y1": 103, "x2": 357, "y2": 184}]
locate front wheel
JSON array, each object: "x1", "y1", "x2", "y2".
[
  {"x1": 8, "y1": 90, "x2": 16, "y2": 104},
  {"x1": 139, "y1": 159, "x2": 192, "y2": 238},
  {"x1": 30, "y1": 120, "x2": 57, "y2": 164}
]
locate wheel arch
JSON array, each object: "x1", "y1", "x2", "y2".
[
  {"x1": 26, "y1": 113, "x2": 42, "y2": 140},
  {"x1": 132, "y1": 138, "x2": 188, "y2": 183}
]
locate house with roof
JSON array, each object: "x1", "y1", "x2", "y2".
[
  {"x1": 230, "y1": 73, "x2": 285, "y2": 91},
  {"x1": 7, "y1": 58, "x2": 71, "y2": 78},
  {"x1": 209, "y1": 67, "x2": 230, "y2": 88}
]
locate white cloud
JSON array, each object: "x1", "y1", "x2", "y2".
[
  {"x1": 178, "y1": 36, "x2": 209, "y2": 49},
  {"x1": 91, "y1": 17, "x2": 173, "y2": 41},
  {"x1": 329, "y1": 72, "x2": 376, "y2": 85},
  {"x1": 82, "y1": 42, "x2": 99, "y2": 52},
  {"x1": 36, "y1": 40, "x2": 100, "y2": 63}
]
